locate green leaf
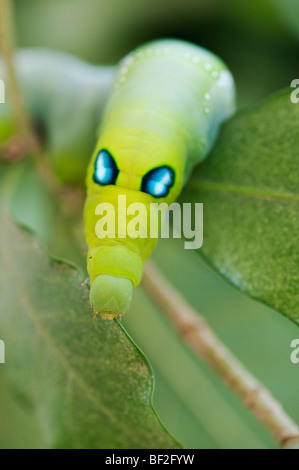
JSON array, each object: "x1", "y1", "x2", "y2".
[
  {"x1": 270, "y1": 0, "x2": 299, "y2": 39},
  {"x1": 9, "y1": 162, "x2": 86, "y2": 271},
  {"x1": 0, "y1": 167, "x2": 179, "y2": 449},
  {"x1": 182, "y1": 89, "x2": 299, "y2": 326}
]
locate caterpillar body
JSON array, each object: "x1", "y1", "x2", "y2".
[
  {"x1": 84, "y1": 39, "x2": 236, "y2": 319},
  {"x1": 0, "y1": 40, "x2": 235, "y2": 318}
]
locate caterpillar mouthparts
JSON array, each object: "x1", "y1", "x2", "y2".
[{"x1": 90, "y1": 274, "x2": 133, "y2": 320}]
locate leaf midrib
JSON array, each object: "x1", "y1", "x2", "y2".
[{"x1": 186, "y1": 180, "x2": 299, "y2": 203}]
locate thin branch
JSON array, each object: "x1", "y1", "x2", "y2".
[
  {"x1": 142, "y1": 260, "x2": 299, "y2": 449},
  {"x1": 0, "y1": 0, "x2": 39, "y2": 158}
]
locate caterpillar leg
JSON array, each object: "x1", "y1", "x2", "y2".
[{"x1": 90, "y1": 274, "x2": 133, "y2": 320}]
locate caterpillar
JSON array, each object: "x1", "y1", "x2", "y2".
[
  {"x1": 0, "y1": 39, "x2": 235, "y2": 319},
  {"x1": 84, "y1": 39, "x2": 236, "y2": 319}
]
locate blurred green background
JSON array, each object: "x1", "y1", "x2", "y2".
[{"x1": 1, "y1": 0, "x2": 299, "y2": 449}]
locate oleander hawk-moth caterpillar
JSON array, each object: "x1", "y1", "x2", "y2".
[
  {"x1": 0, "y1": 39, "x2": 235, "y2": 319},
  {"x1": 84, "y1": 39, "x2": 235, "y2": 319}
]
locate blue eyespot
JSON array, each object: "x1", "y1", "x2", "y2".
[
  {"x1": 93, "y1": 149, "x2": 119, "y2": 186},
  {"x1": 141, "y1": 166, "x2": 175, "y2": 198}
]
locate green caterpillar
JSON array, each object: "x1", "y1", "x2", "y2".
[
  {"x1": 84, "y1": 39, "x2": 235, "y2": 319},
  {"x1": 0, "y1": 39, "x2": 236, "y2": 319}
]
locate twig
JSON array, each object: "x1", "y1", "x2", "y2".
[
  {"x1": 142, "y1": 260, "x2": 299, "y2": 449},
  {"x1": 0, "y1": 0, "x2": 39, "y2": 158}
]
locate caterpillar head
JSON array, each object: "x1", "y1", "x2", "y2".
[{"x1": 90, "y1": 274, "x2": 133, "y2": 320}]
